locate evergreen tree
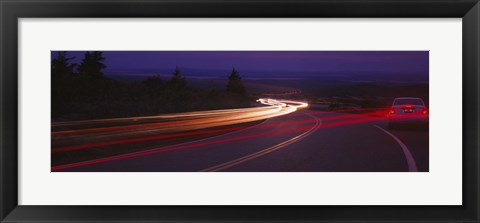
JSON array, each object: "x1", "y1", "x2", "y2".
[
  {"x1": 168, "y1": 66, "x2": 187, "y2": 89},
  {"x1": 77, "y1": 51, "x2": 107, "y2": 80},
  {"x1": 226, "y1": 68, "x2": 246, "y2": 95},
  {"x1": 51, "y1": 51, "x2": 76, "y2": 79},
  {"x1": 143, "y1": 75, "x2": 164, "y2": 95},
  {"x1": 51, "y1": 51, "x2": 77, "y2": 117}
]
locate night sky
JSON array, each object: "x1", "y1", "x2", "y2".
[{"x1": 52, "y1": 51, "x2": 429, "y2": 82}]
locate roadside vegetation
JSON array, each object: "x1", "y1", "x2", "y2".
[{"x1": 51, "y1": 51, "x2": 252, "y2": 121}]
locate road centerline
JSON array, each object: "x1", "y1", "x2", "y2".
[{"x1": 201, "y1": 113, "x2": 321, "y2": 172}]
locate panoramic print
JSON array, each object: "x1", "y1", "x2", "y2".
[{"x1": 51, "y1": 51, "x2": 429, "y2": 172}]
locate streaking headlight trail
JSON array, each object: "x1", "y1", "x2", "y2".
[{"x1": 51, "y1": 98, "x2": 309, "y2": 151}]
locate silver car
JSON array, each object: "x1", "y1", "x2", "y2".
[{"x1": 387, "y1": 97, "x2": 428, "y2": 129}]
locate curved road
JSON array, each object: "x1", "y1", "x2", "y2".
[{"x1": 53, "y1": 104, "x2": 428, "y2": 172}]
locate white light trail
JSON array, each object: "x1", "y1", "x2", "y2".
[{"x1": 52, "y1": 98, "x2": 310, "y2": 147}]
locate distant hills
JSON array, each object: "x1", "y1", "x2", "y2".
[{"x1": 105, "y1": 71, "x2": 429, "y2": 105}]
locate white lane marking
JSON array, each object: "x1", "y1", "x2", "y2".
[
  {"x1": 201, "y1": 113, "x2": 321, "y2": 172},
  {"x1": 51, "y1": 119, "x2": 269, "y2": 171},
  {"x1": 373, "y1": 125, "x2": 418, "y2": 172}
]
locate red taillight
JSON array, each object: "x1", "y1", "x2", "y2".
[
  {"x1": 421, "y1": 108, "x2": 428, "y2": 115},
  {"x1": 389, "y1": 108, "x2": 395, "y2": 114}
]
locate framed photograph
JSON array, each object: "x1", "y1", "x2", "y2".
[{"x1": 1, "y1": 0, "x2": 479, "y2": 222}]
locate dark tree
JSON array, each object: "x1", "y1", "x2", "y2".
[
  {"x1": 168, "y1": 66, "x2": 187, "y2": 89},
  {"x1": 51, "y1": 52, "x2": 77, "y2": 117},
  {"x1": 226, "y1": 68, "x2": 246, "y2": 95},
  {"x1": 77, "y1": 51, "x2": 107, "y2": 80},
  {"x1": 51, "y1": 51, "x2": 76, "y2": 79},
  {"x1": 143, "y1": 75, "x2": 164, "y2": 95}
]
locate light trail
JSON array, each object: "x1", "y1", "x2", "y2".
[
  {"x1": 52, "y1": 98, "x2": 309, "y2": 149},
  {"x1": 52, "y1": 106, "x2": 398, "y2": 153},
  {"x1": 51, "y1": 110, "x2": 386, "y2": 153},
  {"x1": 51, "y1": 112, "x2": 392, "y2": 171},
  {"x1": 52, "y1": 106, "x2": 277, "y2": 127},
  {"x1": 51, "y1": 100, "x2": 425, "y2": 171},
  {"x1": 51, "y1": 123, "x2": 315, "y2": 171},
  {"x1": 201, "y1": 113, "x2": 321, "y2": 172}
]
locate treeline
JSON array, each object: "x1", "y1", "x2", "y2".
[{"x1": 52, "y1": 51, "x2": 251, "y2": 121}]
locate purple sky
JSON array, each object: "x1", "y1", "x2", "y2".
[{"x1": 52, "y1": 51, "x2": 429, "y2": 82}]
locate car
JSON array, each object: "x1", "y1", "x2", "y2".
[{"x1": 387, "y1": 97, "x2": 428, "y2": 129}]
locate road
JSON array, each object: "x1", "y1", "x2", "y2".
[{"x1": 52, "y1": 99, "x2": 428, "y2": 172}]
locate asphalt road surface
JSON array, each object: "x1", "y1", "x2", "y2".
[{"x1": 53, "y1": 104, "x2": 428, "y2": 172}]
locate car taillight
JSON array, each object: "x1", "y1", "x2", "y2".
[
  {"x1": 421, "y1": 108, "x2": 428, "y2": 115},
  {"x1": 389, "y1": 108, "x2": 395, "y2": 114}
]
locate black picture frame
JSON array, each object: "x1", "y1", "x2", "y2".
[{"x1": 1, "y1": 0, "x2": 479, "y2": 222}]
